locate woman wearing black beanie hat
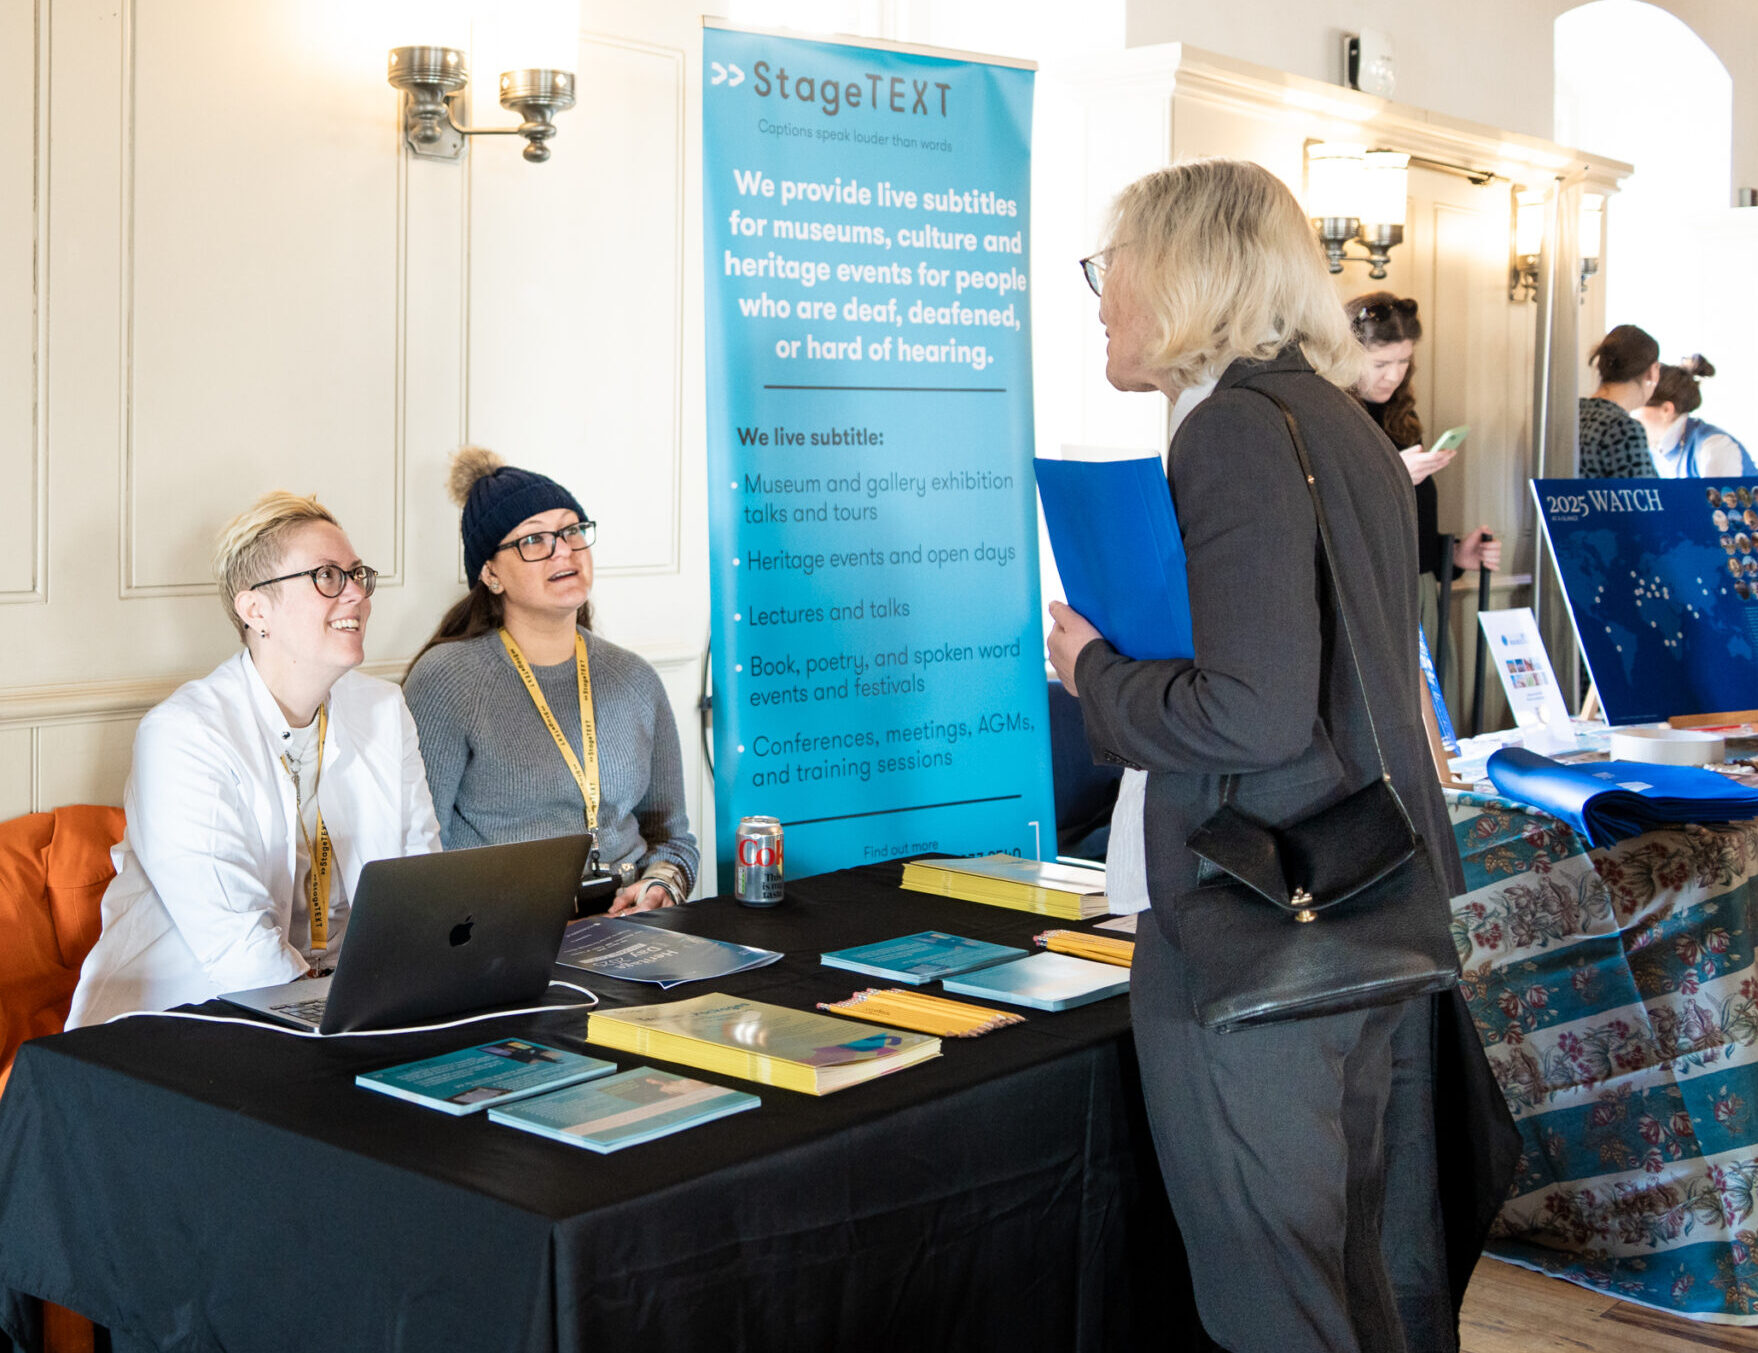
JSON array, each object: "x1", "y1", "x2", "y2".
[{"x1": 404, "y1": 447, "x2": 698, "y2": 914}]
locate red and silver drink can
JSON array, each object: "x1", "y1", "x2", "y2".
[{"x1": 734, "y1": 816, "x2": 785, "y2": 907}]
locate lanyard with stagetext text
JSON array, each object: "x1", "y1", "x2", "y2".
[
  {"x1": 280, "y1": 704, "x2": 334, "y2": 951},
  {"x1": 499, "y1": 628, "x2": 599, "y2": 830}
]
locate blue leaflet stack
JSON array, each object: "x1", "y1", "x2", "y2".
[
  {"x1": 940, "y1": 950, "x2": 1130, "y2": 1011},
  {"x1": 488, "y1": 1067, "x2": 759, "y2": 1153},
  {"x1": 355, "y1": 1040, "x2": 615, "y2": 1116},
  {"x1": 820, "y1": 930, "x2": 1028, "y2": 985},
  {"x1": 1487, "y1": 747, "x2": 1758, "y2": 848},
  {"x1": 1033, "y1": 456, "x2": 1193, "y2": 661}
]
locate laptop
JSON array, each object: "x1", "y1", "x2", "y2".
[{"x1": 221, "y1": 833, "x2": 592, "y2": 1035}]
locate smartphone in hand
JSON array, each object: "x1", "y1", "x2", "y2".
[{"x1": 1429, "y1": 425, "x2": 1469, "y2": 455}]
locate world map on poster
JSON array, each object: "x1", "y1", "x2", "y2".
[{"x1": 1533, "y1": 478, "x2": 1758, "y2": 724}]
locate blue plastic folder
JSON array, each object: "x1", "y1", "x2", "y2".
[
  {"x1": 1487, "y1": 747, "x2": 1758, "y2": 848},
  {"x1": 1033, "y1": 456, "x2": 1194, "y2": 661}
]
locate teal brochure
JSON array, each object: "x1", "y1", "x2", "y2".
[
  {"x1": 1487, "y1": 747, "x2": 1758, "y2": 848},
  {"x1": 939, "y1": 950, "x2": 1129, "y2": 1011},
  {"x1": 487, "y1": 1067, "x2": 759, "y2": 1153},
  {"x1": 820, "y1": 930, "x2": 1027, "y2": 985},
  {"x1": 1033, "y1": 456, "x2": 1193, "y2": 661},
  {"x1": 355, "y1": 1040, "x2": 615, "y2": 1116}
]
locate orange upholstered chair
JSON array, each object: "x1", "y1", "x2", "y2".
[
  {"x1": 0, "y1": 804, "x2": 124, "y2": 1353},
  {"x1": 0, "y1": 803, "x2": 125, "y2": 1097}
]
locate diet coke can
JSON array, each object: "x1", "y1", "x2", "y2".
[{"x1": 734, "y1": 816, "x2": 785, "y2": 907}]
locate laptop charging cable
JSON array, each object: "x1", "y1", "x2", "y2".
[{"x1": 99, "y1": 978, "x2": 601, "y2": 1039}]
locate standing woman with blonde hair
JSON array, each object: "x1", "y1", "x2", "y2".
[
  {"x1": 1048, "y1": 160, "x2": 1514, "y2": 1351},
  {"x1": 68, "y1": 493, "x2": 441, "y2": 1027}
]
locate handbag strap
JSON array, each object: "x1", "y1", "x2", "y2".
[{"x1": 1233, "y1": 377, "x2": 1397, "y2": 788}]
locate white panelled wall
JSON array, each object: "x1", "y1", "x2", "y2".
[
  {"x1": 3, "y1": 0, "x2": 1746, "y2": 842},
  {"x1": 0, "y1": 1, "x2": 712, "y2": 866}
]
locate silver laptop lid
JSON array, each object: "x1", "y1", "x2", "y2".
[{"x1": 221, "y1": 833, "x2": 591, "y2": 1034}]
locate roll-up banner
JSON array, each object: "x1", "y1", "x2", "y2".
[{"x1": 703, "y1": 21, "x2": 1053, "y2": 889}]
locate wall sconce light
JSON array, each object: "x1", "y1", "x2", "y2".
[
  {"x1": 1578, "y1": 193, "x2": 1604, "y2": 296},
  {"x1": 1357, "y1": 150, "x2": 1408, "y2": 278},
  {"x1": 387, "y1": 46, "x2": 577, "y2": 163},
  {"x1": 1509, "y1": 187, "x2": 1545, "y2": 302},
  {"x1": 1305, "y1": 143, "x2": 1407, "y2": 279}
]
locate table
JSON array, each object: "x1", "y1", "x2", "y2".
[
  {"x1": 1448, "y1": 793, "x2": 1758, "y2": 1324},
  {"x1": 0, "y1": 863, "x2": 1195, "y2": 1353}
]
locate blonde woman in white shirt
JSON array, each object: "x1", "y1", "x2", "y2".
[{"x1": 67, "y1": 493, "x2": 442, "y2": 1027}]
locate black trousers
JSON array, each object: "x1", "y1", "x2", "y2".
[{"x1": 1130, "y1": 914, "x2": 1444, "y2": 1353}]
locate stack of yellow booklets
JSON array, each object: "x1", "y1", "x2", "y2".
[
  {"x1": 587, "y1": 993, "x2": 940, "y2": 1095},
  {"x1": 901, "y1": 855, "x2": 1108, "y2": 919}
]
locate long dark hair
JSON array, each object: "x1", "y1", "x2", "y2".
[
  {"x1": 405, "y1": 583, "x2": 592, "y2": 677},
  {"x1": 1346, "y1": 291, "x2": 1423, "y2": 448}
]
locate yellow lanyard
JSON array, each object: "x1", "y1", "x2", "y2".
[
  {"x1": 280, "y1": 704, "x2": 334, "y2": 952},
  {"x1": 499, "y1": 628, "x2": 599, "y2": 829}
]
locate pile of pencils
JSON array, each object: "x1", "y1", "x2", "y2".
[
  {"x1": 1035, "y1": 929, "x2": 1134, "y2": 967},
  {"x1": 817, "y1": 988, "x2": 1025, "y2": 1038}
]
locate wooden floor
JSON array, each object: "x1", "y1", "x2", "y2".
[{"x1": 1461, "y1": 1257, "x2": 1758, "y2": 1351}]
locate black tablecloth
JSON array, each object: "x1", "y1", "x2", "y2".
[{"x1": 0, "y1": 863, "x2": 1198, "y2": 1353}]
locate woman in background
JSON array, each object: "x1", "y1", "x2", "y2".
[
  {"x1": 1579, "y1": 324, "x2": 1660, "y2": 477},
  {"x1": 68, "y1": 494, "x2": 441, "y2": 1027},
  {"x1": 1635, "y1": 355, "x2": 1755, "y2": 478},
  {"x1": 1346, "y1": 292, "x2": 1500, "y2": 581},
  {"x1": 404, "y1": 449, "x2": 697, "y2": 915},
  {"x1": 1050, "y1": 159, "x2": 1514, "y2": 1352}
]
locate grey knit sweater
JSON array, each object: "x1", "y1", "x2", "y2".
[{"x1": 403, "y1": 628, "x2": 698, "y2": 891}]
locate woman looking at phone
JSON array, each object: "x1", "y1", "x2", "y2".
[{"x1": 1347, "y1": 292, "x2": 1499, "y2": 580}]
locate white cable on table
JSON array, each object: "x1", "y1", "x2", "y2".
[{"x1": 100, "y1": 979, "x2": 600, "y2": 1039}]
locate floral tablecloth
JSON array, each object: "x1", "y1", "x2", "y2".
[{"x1": 1450, "y1": 791, "x2": 1758, "y2": 1323}]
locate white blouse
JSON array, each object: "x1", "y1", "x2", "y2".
[
  {"x1": 67, "y1": 652, "x2": 441, "y2": 1027},
  {"x1": 1106, "y1": 378, "x2": 1218, "y2": 913}
]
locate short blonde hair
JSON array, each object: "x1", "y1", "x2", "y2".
[
  {"x1": 213, "y1": 492, "x2": 338, "y2": 640},
  {"x1": 1101, "y1": 159, "x2": 1365, "y2": 393}
]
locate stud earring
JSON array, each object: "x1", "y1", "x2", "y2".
[{"x1": 259, "y1": 628, "x2": 268, "y2": 639}]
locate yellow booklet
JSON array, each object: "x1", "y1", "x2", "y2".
[
  {"x1": 587, "y1": 993, "x2": 941, "y2": 1095},
  {"x1": 901, "y1": 855, "x2": 1109, "y2": 919}
]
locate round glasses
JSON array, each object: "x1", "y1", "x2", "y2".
[
  {"x1": 248, "y1": 563, "x2": 378, "y2": 598},
  {"x1": 495, "y1": 519, "x2": 596, "y2": 562}
]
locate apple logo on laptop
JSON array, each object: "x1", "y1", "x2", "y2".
[{"x1": 449, "y1": 915, "x2": 475, "y2": 948}]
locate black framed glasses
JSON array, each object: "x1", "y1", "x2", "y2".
[
  {"x1": 1354, "y1": 298, "x2": 1418, "y2": 324},
  {"x1": 495, "y1": 519, "x2": 596, "y2": 562},
  {"x1": 249, "y1": 563, "x2": 378, "y2": 598}
]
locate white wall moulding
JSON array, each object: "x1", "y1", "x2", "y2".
[
  {"x1": 0, "y1": 728, "x2": 32, "y2": 820},
  {"x1": 1076, "y1": 44, "x2": 1631, "y2": 197},
  {"x1": 0, "y1": 0, "x2": 48, "y2": 605},
  {"x1": 119, "y1": 0, "x2": 405, "y2": 598},
  {"x1": 0, "y1": 642, "x2": 703, "y2": 815},
  {"x1": 465, "y1": 32, "x2": 686, "y2": 580}
]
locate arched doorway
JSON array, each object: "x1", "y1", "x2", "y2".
[{"x1": 1555, "y1": 3, "x2": 1738, "y2": 422}]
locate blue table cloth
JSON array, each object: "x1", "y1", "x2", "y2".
[{"x1": 1449, "y1": 791, "x2": 1758, "y2": 1324}]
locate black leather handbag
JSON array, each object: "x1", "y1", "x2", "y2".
[{"x1": 1173, "y1": 383, "x2": 1461, "y2": 1033}]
